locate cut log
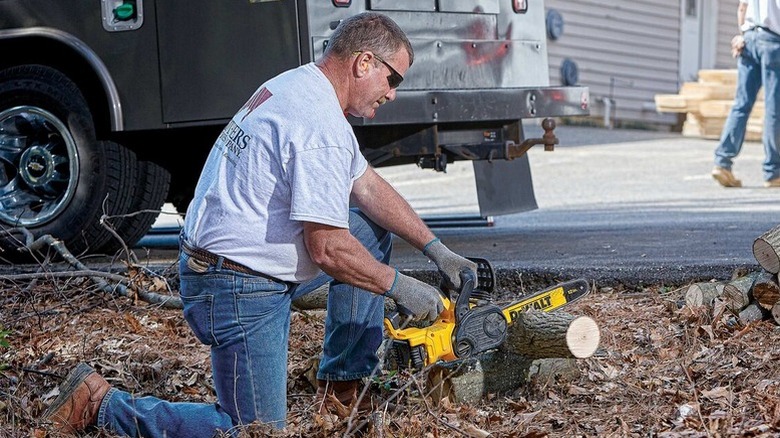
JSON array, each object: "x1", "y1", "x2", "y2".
[
  {"x1": 426, "y1": 352, "x2": 579, "y2": 404},
  {"x1": 427, "y1": 310, "x2": 598, "y2": 403},
  {"x1": 292, "y1": 284, "x2": 328, "y2": 310},
  {"x1": 427, "y1": 352, "x2": 529, "y2": 404},
  {"x1": 739, "y1": 303, "x2": 769, "y2": 324},
  {"x1": 772, "y1": 302, "x2": 780, "y2": 325},
  {"x1": 750, "y1": 271, "x2": 780, "y2": 310},
  {"x1": 721, "y1": 273, "x2": 759, "y2": 312},
  {"x1": 711, "y1": 297, "x2": 729, "y2": 320},
  {"x1": 292, "y1": 284, "x2": 399, "y2": 314},
  {"x1": 684, "y1": 282, "x2": 724, "y2": 308},
  {"x1": 292, "y1": 271, "x2": 439, "y2": 312},
  {"x1": 754, "y1": 225, "x2": 780, "y2": 274},
  {"x1": 500, "y1": 309, "x2": 600, "y2": 359}
]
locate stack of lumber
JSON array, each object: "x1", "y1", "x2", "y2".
[
  {"x1": 654, "y1": 69, "x2": 764, "y2": 141},
  {"x1": 683, "y1": 223, "x2": 780, "y2": 325}
]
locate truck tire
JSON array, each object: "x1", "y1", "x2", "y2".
[
  {"x1": 0, "y1": 65, "x2": 126, "y2": 258},
  {"x1": 100, "y1": 160, "x2": 171, "y2": 254},
  {"x1": 92, "y1": 141, "x2": 140, "y2": 254}
]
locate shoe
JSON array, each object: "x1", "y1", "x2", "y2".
[
  {"x1": 315, "y1": 379, "x2": 374, "y2": 417},
  {"x1": 42, "y1": 363, "x2": 112, "y2": 433},
  {"x1": 765, "y1": 177, "x2": 780, "y2": 187},
  {"x1": 712, "y1": 166, "x2": 742, "y2": 187}
]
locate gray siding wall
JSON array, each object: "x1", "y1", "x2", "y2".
[
  {"x1": 715, "y1": 0, "x2": 740, "y2": 69},
  {"x1": 544, "y1": 0, "x2": 740, "y2": 128},
  {"x1": 544, "y1": 0, "x2": 679, "y2": 126}
]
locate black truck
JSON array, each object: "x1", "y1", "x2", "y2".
[{"x1": 0, "y1": 0, "x2": 589, "y2": 257}]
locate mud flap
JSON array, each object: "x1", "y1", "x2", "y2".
[{"x1": 472, "y1": 155, "x2": 537, "y2": 217}]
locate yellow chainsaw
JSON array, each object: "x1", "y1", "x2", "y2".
[{"x1": 384, "y1": 258, "x2": 589, "y2": 370}]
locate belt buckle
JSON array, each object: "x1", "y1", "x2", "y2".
[{"x1": 186, "y1": 256, "x2": 210, "y2": 273}]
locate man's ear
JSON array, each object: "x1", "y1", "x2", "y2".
[{"x1": 354, "y1": 52, "x2": 371, "y2": 79}]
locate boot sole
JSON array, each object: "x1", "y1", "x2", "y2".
[
  {"x1": 43, "y1": 363, "x2": 96, "y2": 419},
  {"x1": 712, "y1": 173, "x2": 741, "y2": 187}
]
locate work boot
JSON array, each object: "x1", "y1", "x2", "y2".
[
  {"x1": 712, "y1": 166, "x2": 742, "y2": 187},
  {"x1": 43, "y1": 363, "x2": 112, "y2": 433},
  {"x1": 765, "y1": 176, "x2": 780, "y2": 187},
  {"x1": 315, "y1": 379, "x2": 374, "y2": 417}
]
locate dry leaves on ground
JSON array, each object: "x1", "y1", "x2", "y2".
[{"x1": 1, "y1": 273, "x2": 779, "y2": 437}]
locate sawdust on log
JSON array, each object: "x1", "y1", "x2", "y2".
[{"x1": 1, "y1": 278, "x2": 779, "y2": 437}]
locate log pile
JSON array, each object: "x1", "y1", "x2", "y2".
[
  {"x1": 683, "y1": 223, "x2": 780, "y2": 325},
  {"x1": 654, "y1": 69, "x2": 763, "y2": 141}
]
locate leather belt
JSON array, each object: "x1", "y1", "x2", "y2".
[
  {"x1": 757, "y1": 26, "x2": 780, "y2": 39},
  {"x1": 181, "y1": 239, "x2": 282, "y2": 282}
]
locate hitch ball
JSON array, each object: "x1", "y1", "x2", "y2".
[{"x1": 542, "y1": 118, "x2": 557, "y2": 151}]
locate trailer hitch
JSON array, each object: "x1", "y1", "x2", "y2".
[
  {"x1": 508, "y1": 117, "x2": 559, "y2": 155},
  {"x1": 418, "y1": 118, "x2": 559, "y2": 172}
]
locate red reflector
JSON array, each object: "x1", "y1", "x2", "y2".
[
  {"x1": 333, "y1": 0, "x2": 351, "y2": 6},
  {"x1": 513, "y1": 0, "x2": 528, "y2": 13}
]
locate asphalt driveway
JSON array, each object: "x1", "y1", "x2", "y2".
[{"x1": 380, "y1": 124, "x2": 780, "y2": 287}]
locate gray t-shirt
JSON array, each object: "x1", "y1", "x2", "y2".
[{"x1": 183, "y1": 63, "x2": 368, "y2": 282}]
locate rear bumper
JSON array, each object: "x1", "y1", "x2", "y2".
[{"x1": 350, "y1": 86, "x2": 590, "y2": 126}]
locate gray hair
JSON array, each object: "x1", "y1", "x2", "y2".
[{"x1": 324, "y1": 12, "x2": 414, "y2": 67}]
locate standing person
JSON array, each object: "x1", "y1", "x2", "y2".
[
  {"x1": 43, "y1": 12, "x2": 476, "y2": 437},
  {"x1": 712, "y1": 0, "x2": 780, "y2": 188}
]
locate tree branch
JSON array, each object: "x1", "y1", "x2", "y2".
[{"x1": 1, "y1": 228, "x2": 182, "y2": 309}]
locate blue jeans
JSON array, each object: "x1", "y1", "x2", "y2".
[
  {"x1": 715, "y1": 28, "x2": 780, "y2": 181},
  {"x1": 96, "y1": 209, "x2": 392, "y2": 437}
]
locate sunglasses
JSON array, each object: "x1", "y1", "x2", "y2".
[{"x1": 354, "y1": 51, "x2": 404, "y2": 89}]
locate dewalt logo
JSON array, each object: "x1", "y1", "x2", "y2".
[
  {"x1": 507, "y1": 295, "x2": 554, "y2": 322},
  {"x1": 502, "y1": 287, "x2": 570, "y2": 323}
]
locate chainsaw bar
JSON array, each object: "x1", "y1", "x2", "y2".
[
  {"x1": 449, "y1": 278, "x2": 591, "y2": 362},
  {"x1": 501, "y1": 278, "x2": 590, "y2": 324}
]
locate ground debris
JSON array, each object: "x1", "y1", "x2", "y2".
[{"x1": 1, "y1": 278, "x2": 780, "y2": 437}]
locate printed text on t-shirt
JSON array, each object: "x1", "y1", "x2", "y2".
[{"x1": 216, "y1": 120, "x2": 251, "y2": 165}]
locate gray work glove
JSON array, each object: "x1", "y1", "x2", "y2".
[
  {"x1": 385, "y1": 271, "x2": 445, "y2": 323},
  {"x1": 423, "y1": 238, "x2": 477, "y2": 291}
]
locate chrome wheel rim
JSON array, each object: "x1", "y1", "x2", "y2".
[{"x1": 0, "y1": 106, "x2": 79, "y2": 227}]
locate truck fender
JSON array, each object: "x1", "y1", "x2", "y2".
[{"x1": 0, "y1": 27, "x2": 123, "y2": 131}]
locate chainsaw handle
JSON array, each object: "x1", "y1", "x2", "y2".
[
  {"x1": 385, "y1": 293, "x2": 452, "y2": 331},
  {"x1": 454, "y1": 269, "x2": 476, "y2": 321},
  {"x1": 445, "y1": 257, "x2": 494, "y2": 322},
  {"x1": 468, "y1": 257, "x2": 495, "y2": 293},
  {"x1": 440, "y1": 257, "x2": 494, "y2": 297}
]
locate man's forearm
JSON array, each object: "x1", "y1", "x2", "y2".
[
  {"x1": 303, "y1": 222, "x2": 396, "y2": 294},
  {"x1": 351, "y1": 167, "x2": 435, "y2": 251},
  {"x1": 738, "y1": 2, "x2": 747, "y2": 29}
]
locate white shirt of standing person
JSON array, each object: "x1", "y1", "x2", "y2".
[{"x1": 741, "y1": 0, "x2": 780, "y2": 35}]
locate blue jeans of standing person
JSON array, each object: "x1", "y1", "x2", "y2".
[
  {"x1": 715, "y1": 27, "x2": 780, "y2": 182},
  {"x1": 95, "y1": 209, "x2": 391, "y2": 437}
]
